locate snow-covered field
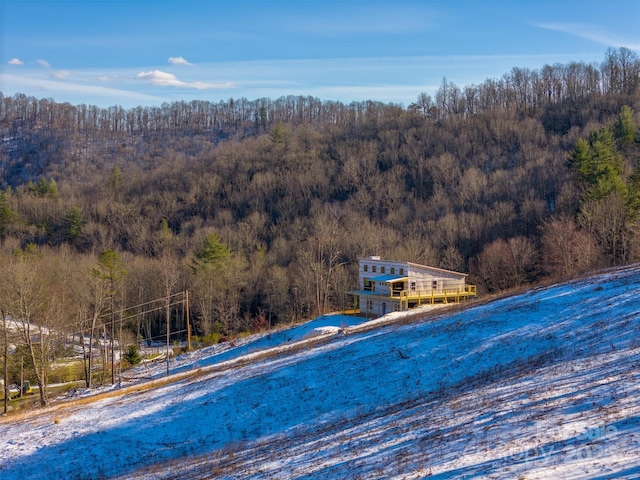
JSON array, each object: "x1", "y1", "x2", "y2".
[{"x1": 1, "y1": 265, "x2": 640, "y2": 479}]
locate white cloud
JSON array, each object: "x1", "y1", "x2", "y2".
[
  {"x1": 168, "y1": 56, "x2": 193, "y2": 66},
  {"x1": 136, "y1": 70, "x2": 234, "y2": 89},
  {"x1": 37, "y1": 59, "x2": 51, "y2": 68},
  {"x1": 8, "y1": 58, "x2": 24, "y2": 66},
  {"x1": 52, "y1": 70, "x2": 71, "y2": 80},
  {"x1": 136, "y1": 70, "x2": 179, "y2": 86}
]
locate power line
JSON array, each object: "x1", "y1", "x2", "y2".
[{"x1": 44, "y1": 292, "x2": 189, "y2": 338}]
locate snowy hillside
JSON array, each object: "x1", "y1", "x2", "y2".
[{"x1": 1, "y1": 265, "x2": 640, "y2": 479}]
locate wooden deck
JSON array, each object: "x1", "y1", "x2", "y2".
[
  {"x1": 396, "y1": 285, "x2": 476, "y2": 309},
  {"x1": 353, "y1": 285, "x2": 476, "y2": 309}
]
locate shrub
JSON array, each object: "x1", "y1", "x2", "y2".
[
  {"x1": 49, "y1": 362, "x2": 85, "y2": 384},
  {"x1": 123, "y1": 344, "x2": 142, "y2": 366},
  {"x1": 193, "y1": 333, "x2": 221, "y2": 347}
]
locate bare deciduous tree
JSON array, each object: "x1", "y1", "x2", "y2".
[
  {"x1": 540, "y1": 217, "x2": 600, "y2": 278},
  {"x1": 472, "y1": 236, "x2": 538, "y2": 293},
  {"x1": 3, "y1": 247, "x2": 66, "y2": 407},
  {"x1": 578, "y1": 194, "x2": 630, "y2": 265}
]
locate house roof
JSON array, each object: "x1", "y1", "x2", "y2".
[
  {"x1": 369, "y1": 274, "x2": 408, "y2": 283},
  {"x1": 407, "y1": 262, "x2": 467, "y2": 278},
  {"x1": 359, "y1": 257, "x2": 467, "y2": 278}
]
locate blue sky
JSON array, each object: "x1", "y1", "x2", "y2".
[{"x1": 1, "y1": 0, "x2": 639, "y2": 109}]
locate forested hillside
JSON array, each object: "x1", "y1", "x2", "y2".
[{"x1": 1, "y1": 48, "x2": 639, "y2": 402}]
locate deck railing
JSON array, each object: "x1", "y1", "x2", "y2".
[{"x1": 387, "y1": 285, "x2": 477, "y2": 308}]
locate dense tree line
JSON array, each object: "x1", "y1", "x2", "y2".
[
  {"x1": 1, "y1": 48, "x2": 638, "y2": 186},
  {"x1": 1, "y1": 48, "x2": 639, "y2": 404}
]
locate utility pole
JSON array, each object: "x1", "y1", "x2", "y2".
[
  {"x1": 110, "y1": 293, "x2": 115, "y2": 385},
  {"x1": 118, "y1": 310, "x2": 123, "y2": 386},
  {"x1": 166, "y1": 293, "x2": 170, "y2": 377},
  {"x1": 3, "y1": 311, "x2": 8, "y2": 414},
  {"x1": 103, "y1": 324, "x2": 108, "y2": 384},
  {"x1": 185, "y1": 290, "x2": 191, "y2": 351}
]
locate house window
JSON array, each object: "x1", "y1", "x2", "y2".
[
  {"x1": 394, "y1": 304, "x2": 400, "y2": 312},
  {"x1": 366, "y1": 300, "x2": 373, "y2": 310},
  {"x1": 364, "y1": 265, "x2": 368, "y2": 272},
  {"x1": 391, "y1": 267, "x2": 395, "y2": 274},
  {"x1": 432, "y1": 280, "x2": 438, "y2": 290},
  {"x1": 399, "y1": 268, "x2": 404, "y2": 275},
  {"x1": 411, "y1": 281, "x2": 416, "y2": 291},
  {"x1": 381, "y1": 266, "x2": 386, "y2": 274},
  {"x1": 372, "y1": 266, "x2": 377, "y2": 273}
]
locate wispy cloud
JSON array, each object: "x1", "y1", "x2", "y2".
[
  {"x1": 52, "y1": 70, "x2": 71, "y2": 80},
  {"x1": 1, "y1": 73, "x2": 162, "y2": 102},
  {"x1": 168, "y1": 56, "x2": 193, "y2": 66},
  {"x1": 136, "y1": 70, "x2": 234, "y2": 89},
  {"x1": 37, "y1": 59, "x2": 51, "y2": 68},
  {"x1": 535, "y1": 22, "x2": 640, "y2": 50},
  {"x1": 8, "y1": 58, "x2": 24, "y2": 66}
]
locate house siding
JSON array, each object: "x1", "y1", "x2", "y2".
[{"x1": 353, "y1": 256, "x2": 474, "y2": 317}]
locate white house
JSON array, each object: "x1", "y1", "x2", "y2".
[{"x1": 350, "y1": 256, "x2": 476, "y2": 317}]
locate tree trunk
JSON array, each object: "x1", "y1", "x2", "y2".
[{"x1": 2, "y1": 312, "x2": 8, "y2": 415}]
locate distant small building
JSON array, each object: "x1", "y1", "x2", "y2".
[{"x1": 350, "y1": 256, "x2": 476, "y2": 317}]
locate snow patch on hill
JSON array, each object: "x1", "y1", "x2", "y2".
[{"x1": 1, "y1": 266, "x2": 640, "y2": 479}]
